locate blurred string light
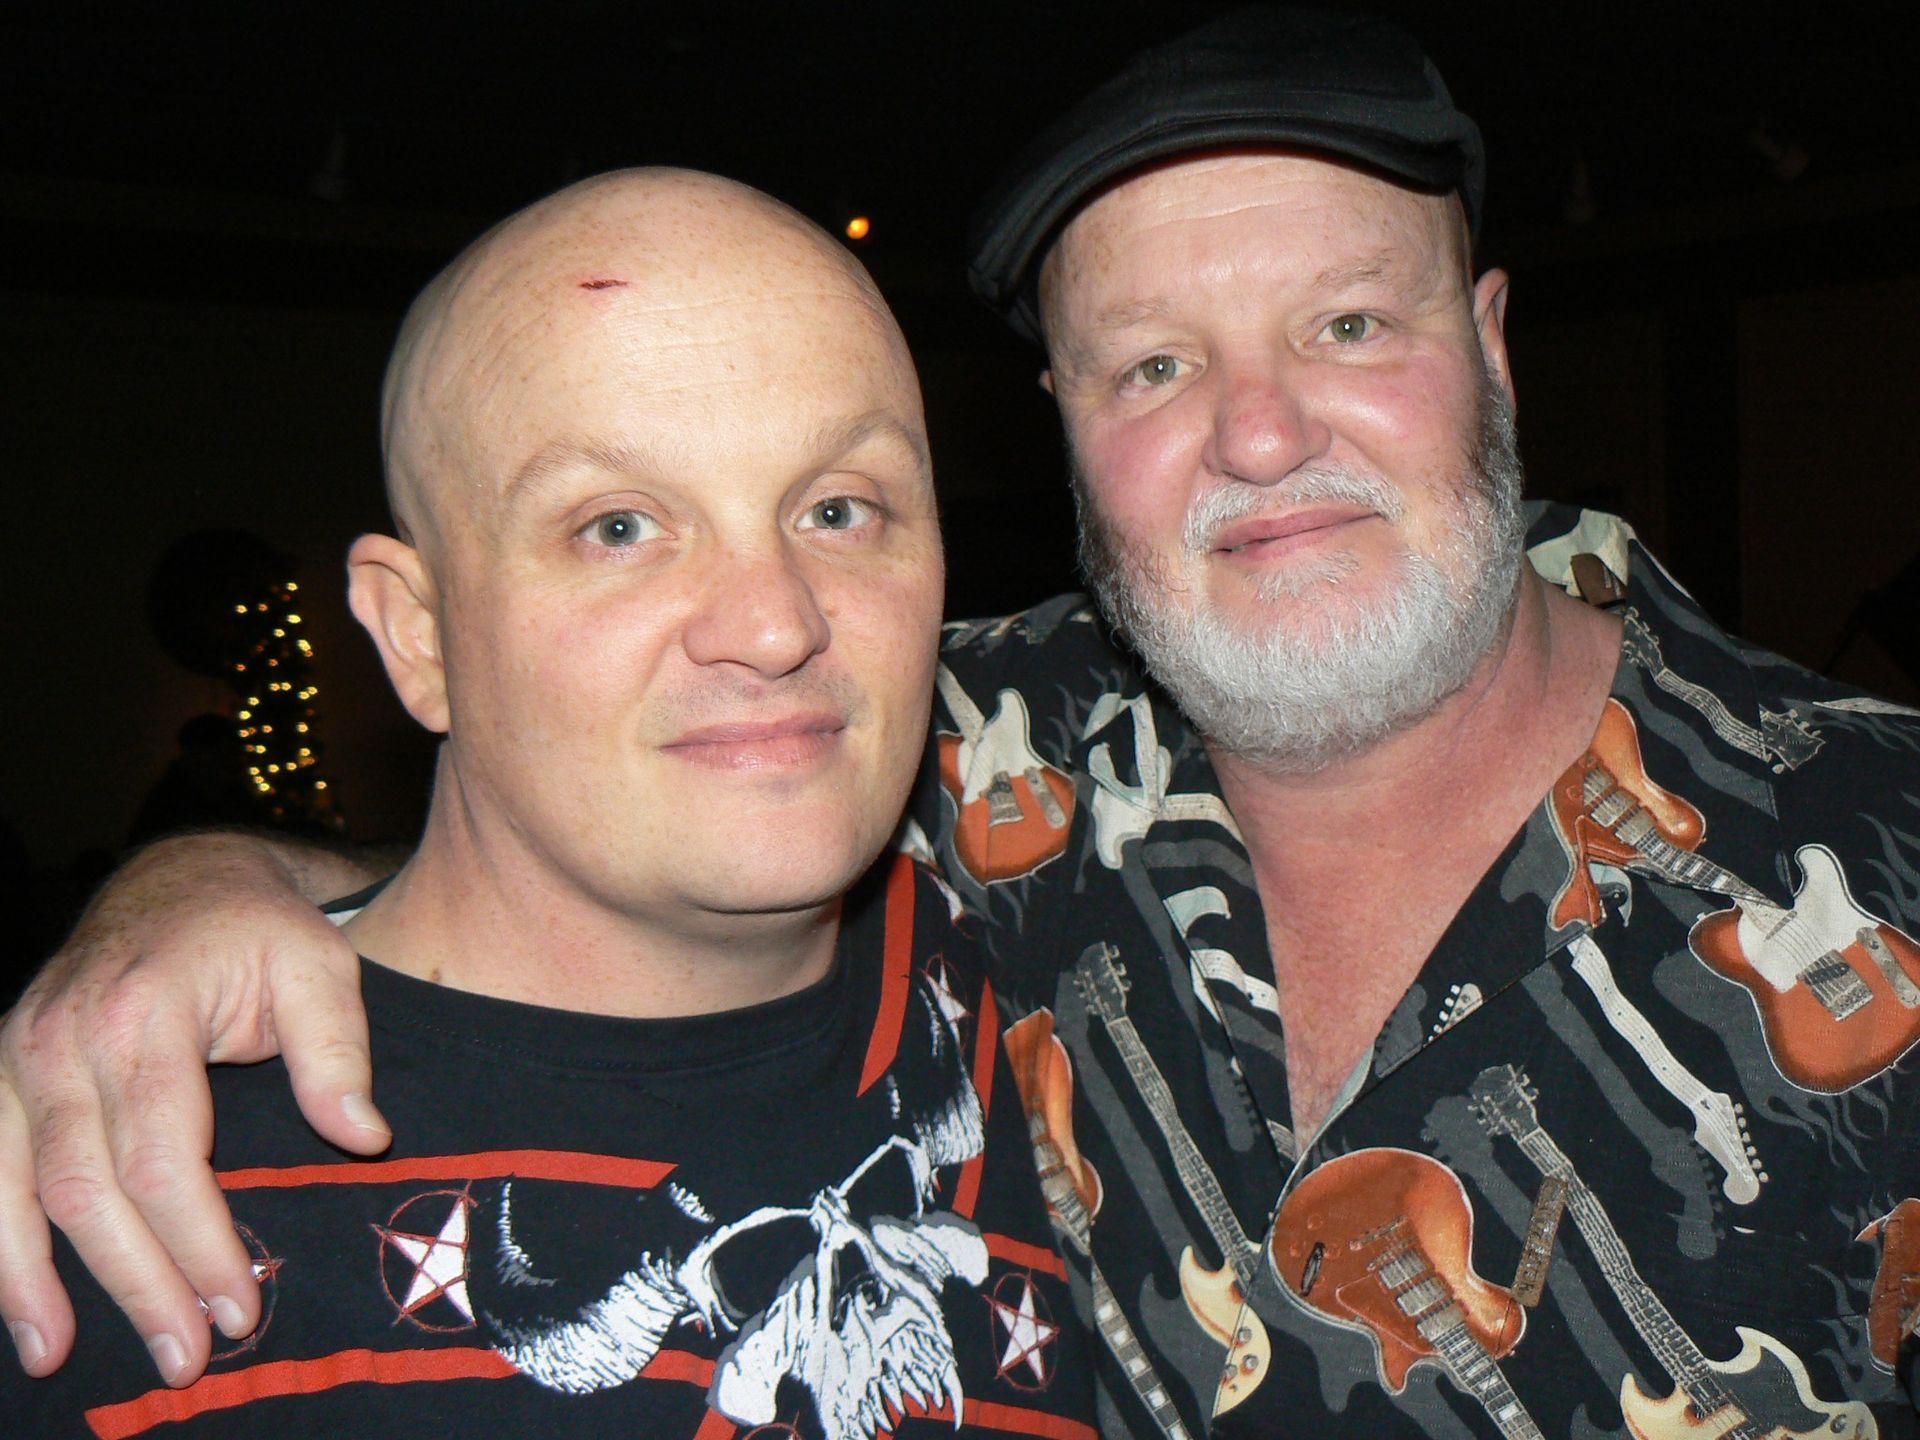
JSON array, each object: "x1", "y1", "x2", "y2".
[
  {"x1": 844, "y1": 215, "x2": 872, "y2": 242},
  {"x1": 230, "y1": 578, "x2": 341, "y2": 827}
]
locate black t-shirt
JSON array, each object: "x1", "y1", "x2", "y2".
[{"x1": 12, "y1": 856, "x2": 1098, "y2": 1440}]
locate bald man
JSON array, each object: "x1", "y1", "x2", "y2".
[{"x1": 1, "y1": 169, "x2": 1098, "y2": 1439}]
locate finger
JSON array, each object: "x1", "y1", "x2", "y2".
[
  {"x1": 0, "y1": 1084, "x2": 73, "y2": 1376},
  {"x1": 267, "y1": 931, "x2": 391, "y2": 1157},
  {"x1": 93, "y1": 1024, "x2": 260, "y2": 1343},
  {"x1": 31, "y1": 1080, "x2": 212, "y2": 1386}
]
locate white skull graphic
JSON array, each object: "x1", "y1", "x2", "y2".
[
  {"x1": 478, "y1": 975, "x2": 992, "y2": 1436},
  {"x1": 686, "y1": 1136, "x2": 989, "y2": 1440}
]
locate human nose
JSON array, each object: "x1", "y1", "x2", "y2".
[
  {"x1": 1202, "y1": 358, "x2": 1332, "y2": 485},
  {"x1": 680, "y1": 542, "x2": 831, "y2": 678}
]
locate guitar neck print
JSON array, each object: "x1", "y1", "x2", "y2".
[
  {"x1": 1547, "y1": 699, "x2": 1920, "y2": 1094},
  {"x1": 1469, "y1": 1065, "x2": 1877, "y2": 1440},
  {"x1": 1089, "y1": 1260, "x2": 1196, "y2": 1440},
  {"x1": 1073, "y1": 944, "x2": 1262, "y2": 1286},
  {"x1": 1567, "y1": 936, "x2": 1765, "y2": 1205},
  {"x1": 1005, "y1": 1008, "x2": 1201, "y2": 1440},
  {"x1": 1619, "y1": 610, "x2": 1823, "y2": 771},
  {"x1": 1270, "y1": 1148, "x2": 1540, "y2": 1439},
  {"x1": 1072, "y1": 943, "x2": 1277, "y2": 1418},
  {"x1": 1541, "y1": 701, "x2": 1771, "y2": 1200}
]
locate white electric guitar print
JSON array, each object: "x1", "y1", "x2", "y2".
[
  {"x1": 934, "y1": 667, "x2": 1075, "y2": 884},
  {"x1": 1567, "y1": 935, "x2": 1765, "y2": 1205},
  {"x1": 1074, "y1": 944, "x2": 1274, "y2": 1417},
  {"x1": 1689, "y1": 844, "x2": 1920, "y2": 1093}
]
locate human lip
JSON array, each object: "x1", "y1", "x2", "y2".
[
  {"x1": 1209, "y1": 504, "x2": 1376, "y2": 558},
  {"x1": 661, "y1": 713, "x2": 847, "y2": 770}
]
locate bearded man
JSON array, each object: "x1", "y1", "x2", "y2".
[{"x1": 4, "y1": 9, "x2": 1917, "y2": 1437}]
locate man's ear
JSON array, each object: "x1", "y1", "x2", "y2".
[
  {"x1": 1472, "y1": 267, "x2": 1515, "y2": 407},
  {"x1": 347, "y1": 533, "x2": 449, "y2": 734}
]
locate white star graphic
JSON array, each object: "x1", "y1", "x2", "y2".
[
  {"x1": 994, "y1": 1276, "x2": 1057, "y2": 1384},
  {"x1": 387, "y1": 1197, "x2": 473, "y2": 1320}
]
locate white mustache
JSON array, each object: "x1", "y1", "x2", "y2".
[{"x1": 1181, "y1": 466, "x2": 1406, "y2": 555}]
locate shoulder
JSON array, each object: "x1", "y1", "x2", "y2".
[
  {"x1": 940, "y1": 594, "x2": 1124, "y2": 681},
  {"x1": 1749, "y1": 645, "x2": 1920, "y2": 921},
  {"x1": 1618, "y1": 530, "x2": 1920, "y2": 1031},
  {"x1": 935, "y1": 594, "x2": 1148, "y2": 748}
]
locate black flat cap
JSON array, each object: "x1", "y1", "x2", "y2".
[{"x1": 968, "y1": 6, "x2": 1485, "y2": 344}]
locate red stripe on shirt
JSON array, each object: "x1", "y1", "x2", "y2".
[
  {"x1": 638, "y1": 1347, "x2": 716, "y2": 1387},
  {"x1": 216, "y1": 1149, "x2": 676, "y2": 1191},
  {"x1": 985, "y1": 1232, "x2": 1068, "y2": 1279},
  {"x1": 82, "y1": 1343, "x2": 726, "y2": 1438},
  {"x1": 83, "y1": 1346, "x2": 518, "y2": 1439},
  {"x1": 951, "y1": 979, "x2": 1000, "y2": 1217},
  {"x1": 692, "y1": 1409, "x2": 739, "y2": 1440},
  {"x1": 857, "y1": 854, "x2": 917, "y2": 1096},
  {"x1": 965, "y1": 1398, "x2": 1100, "y2": 1439},
  {"x1": 880, "y1": 1398, "x2": 1097, "y2": 1440}
]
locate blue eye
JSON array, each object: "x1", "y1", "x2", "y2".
[
  {"x1": 584, "y1": 510, "x2": 656, "y2": 546},
  {"x1": 800, "y1": 496, "x2": 873, "y2": 531}
]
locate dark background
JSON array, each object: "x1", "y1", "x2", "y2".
[{"x1": 4, "y1": 1, "x2": 1919, "y2": 993}]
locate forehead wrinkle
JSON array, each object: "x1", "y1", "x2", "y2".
[
  {"x1": 409, "y1": 298, "x2": 562, "y2": 536},
  {"x1": 472, "y1": 278, "x2": 922, "y2": 520}
]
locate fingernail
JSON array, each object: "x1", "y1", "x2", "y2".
[
  {"x1": 9, "y1": 1321, "x2": 48, "y2": 1371},
  {"x1": 342, "y1": 1092, "x2": 390, "y2": 1136},
  {"x1": 148, "y1": 1332, "x2": 188, "y2": 1384},
  {"x1": 207, "y1": 1295, "x2": 249, "y2": 1338}
]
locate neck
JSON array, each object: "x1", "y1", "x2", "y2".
[
  {"x1": 1213, "y1": 573, "x2": 1622, "y2": 907},
  {"x1": 342, "y1": 758, "x2": 842, "y2": 1019}
]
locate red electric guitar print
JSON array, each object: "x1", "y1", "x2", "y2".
[
  {"x1": 1689, "y1": 845, "x2": 1920, "y2": 1093},
  {"x1": 1856, "y1": 1199, "x2": 1920, "y2": 1375},
  {"x1": 935, "y1": 668, "x2": 1075, "y2": 885},
  {"x1": 1548, "y1": 698, "x2": 1727, "y2": 932},
  {"x1": 1542, "y1": 700, "x2": 1770, "y2": 1200},
  {"x1": 1270, "y1": 1148, "x2": 1542, "y2": 1439}
]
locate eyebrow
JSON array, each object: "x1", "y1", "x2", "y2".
[
  {"x1": 1308, "y1": 253, "x2": 1401, "y2": 293},
  {"x1": 502, "y1": 411, "x2": 928, "y2": 504},
  {"x1": 1049, "y1": 299, "x2": 1170, "y2": 375},
  {"x1": 503, "y1": 437, "x2": 665, "y2": 503},
  {"x1": 803, "y1": 411, "x2": 931, "y2": 475},
  {"x1": 1090, "y1": 297, "x2": 1173, "y2": 334},
  {"x1": 1086, "y1": 252, "x2": 1410, "y2": 339}
]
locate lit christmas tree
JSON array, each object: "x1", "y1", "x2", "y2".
[
  {"x1": 147, "y1": 530, "x2": 345, "y2": 836},
  {"x1": 229, "y1": 577, "x2": 341, "y2": 830}
]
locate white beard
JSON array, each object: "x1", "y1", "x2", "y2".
[{"x1": 1077, "y1": 376, "x2": 1528, "y2": 773}]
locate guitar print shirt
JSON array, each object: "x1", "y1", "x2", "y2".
[{"x1": 915, "y1": 503, "x2": 1920, "y2": 1439}]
